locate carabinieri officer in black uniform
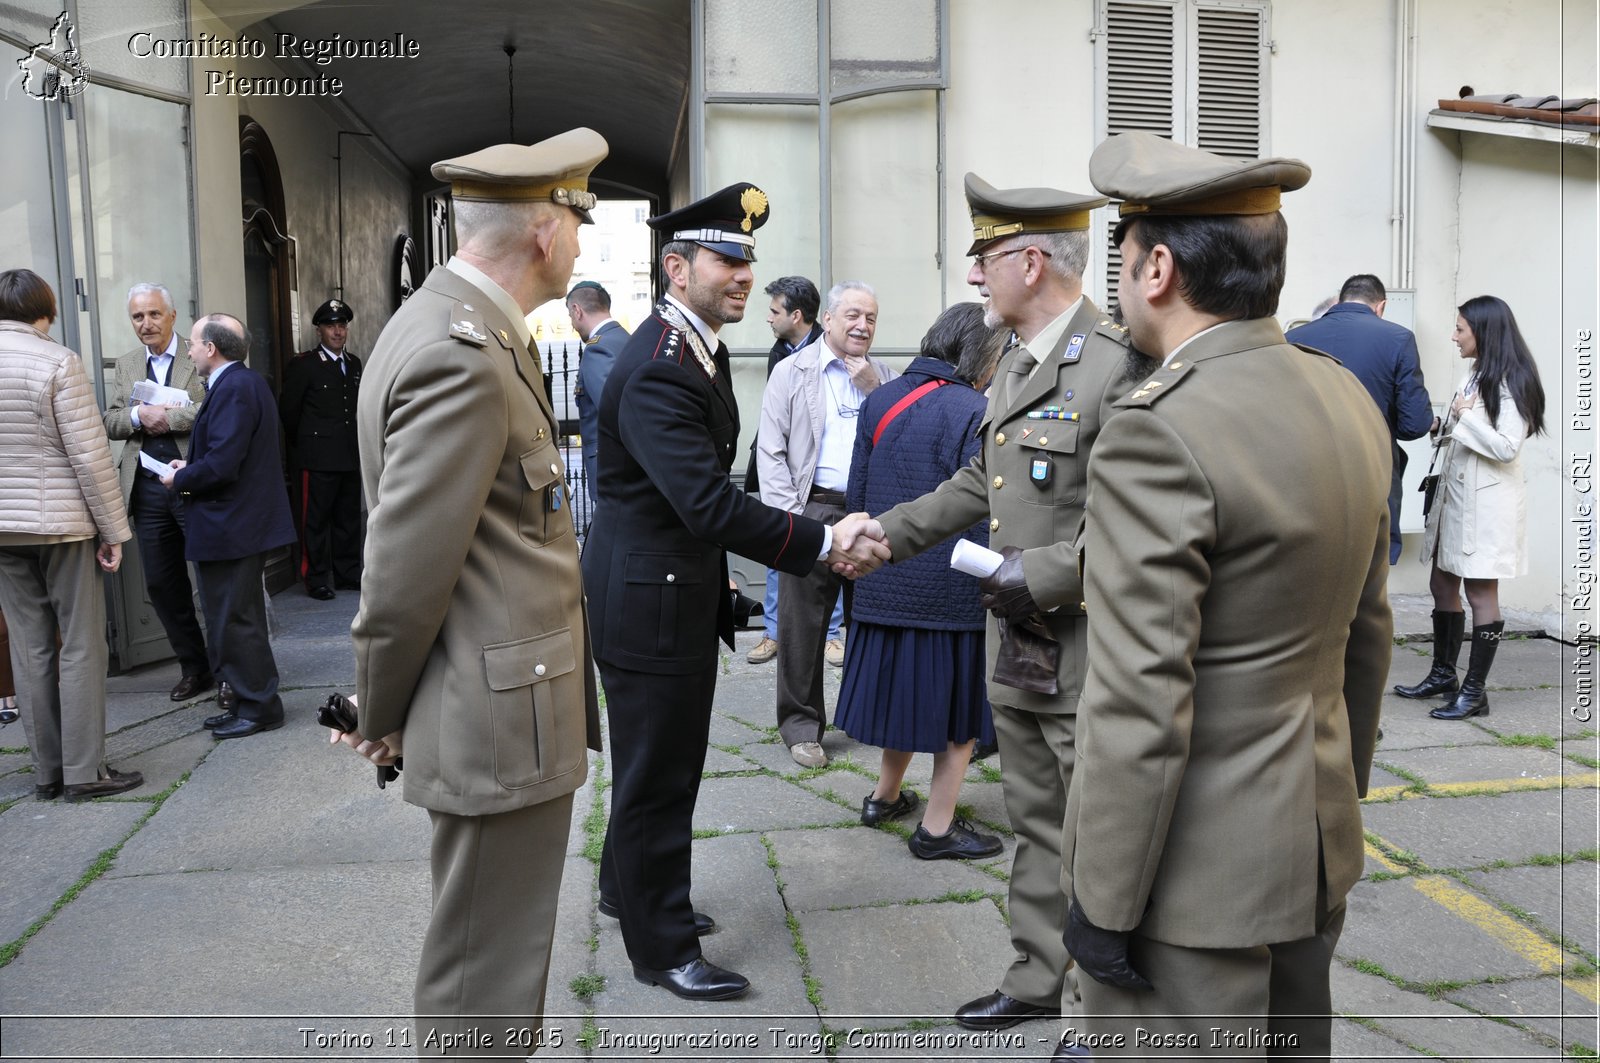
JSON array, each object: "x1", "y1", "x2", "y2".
[
  {"x1": 581, "y1": 183, "x2": 887, "y2": 1001},
  {"x1": 281, "y1": 298, "x2": 363, "y2": 599}
]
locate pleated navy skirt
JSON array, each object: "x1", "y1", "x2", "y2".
[{"x1": 834, "y1": 620, "x2": 995, "y2": 754}]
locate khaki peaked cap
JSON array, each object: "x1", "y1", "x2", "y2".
[
  {"x1": 1089, "y1": 132, "x2": 1310, "y2": 217},
  {"x1": 964, "y1": 173, "x2": 1107, "y2": 255},
  {"x1": 432, "y1": 128, "x2": 609, "y2": 221}
]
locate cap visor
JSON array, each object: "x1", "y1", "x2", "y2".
[{"x1": 696, "y1": 240, "x2": 756, "y2": 262}]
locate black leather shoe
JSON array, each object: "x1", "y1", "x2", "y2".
[
  {"x1": 309, "y1": 585, "x2": 336, "y2": 601},
  {"x1": 212, "y1": 716, "x2": 284, "y2": 740},
  {"x1": 909, "y1": 817, "x2": 1004, "y2": 860},
  {"x1": 861, "y1": 788, "x2": 919, "y2": 826},
  {"x1": 35, "y1": 781, "x2": 63, "y2": 800},
  {"x1": 218, "y1": 681, "x2": 237, "y2": 712},
  {"x1": 955, "y1": 990, "x2": 1059, "y2": 1031},
  {"x1": 972, "y1": 740, "x2": 999, "y2": 760},
  {"x1": 1052, "y1": 1037, "x2": 1093, "y2": 1059},
  {"x1": 64, "y1": 767, "x2": 144, "y2": 802},
  {"x1": 631, "y1": 956, "x2": 749, "y2": 1000},
  {"x1": 203, "y1": 711, "x2": 237, "y2": 730},
  {"x1": 598, "y1": 896, "x2": 715, "y2": 936},
  {"x1": 170, "y1": 673, "x2": 214, "y2": 701}
]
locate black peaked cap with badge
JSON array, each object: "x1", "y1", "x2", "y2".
[
  {"x1": 649, "y1": 182, "x2": 769, "y2": 262},
  {"x1": 311, "y1": 298, "x2": 353, "y2": 326},
  {"x1": 431, "y1": 127, "x2": 609, "y2": 223},
  {"x1": 964, "y1": 172, "x2": 1108, "y2": 256},
  {"x1": 1088, "y1": 132, "x2": 1310, "y2": 219}
]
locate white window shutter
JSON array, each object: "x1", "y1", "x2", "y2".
[{"x1": 1192, "y1": 3, "x2": 1266, "y2": 158}]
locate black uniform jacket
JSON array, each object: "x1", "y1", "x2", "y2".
[
  {"x1": 280, "y1": 347, "x2": 361, "y2": 471},
  {"x1": 582, "y1": 310, "x2": 826, "y2": 675}
]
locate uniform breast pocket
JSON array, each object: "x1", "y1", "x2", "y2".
[
  {"x1": 1018, "y1": 423, "x2": 1082, "y2": 504},
  {"x1": 519, "y1": 443, "x2": 570, "y2": 545},
  {"x1": 617, "y1": 552, "x2": 703, "y2": 664},
  {"x1": 483, "y1": 628, "x2": 582, "y2": 789}
]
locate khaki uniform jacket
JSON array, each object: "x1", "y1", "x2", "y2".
[
  {"x1": 876, "y1": 297, "x2": 1134, "y2": 713},
  {"x1": 1064, "y1": 319, "x2": 1392, "y2": 949},
  {"x1": 102, "y1": 345, "x2": 206, "y2": 507},
  {"x1": 352, "y1": 267, "x2": 600, "y2": 817}
]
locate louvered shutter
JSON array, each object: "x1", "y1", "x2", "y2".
[{"x1": 1099, "y1": 0, "x2": 1267, "y2": 309}]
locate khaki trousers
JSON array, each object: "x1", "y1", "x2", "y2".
[
  {"x1": 416, "y1": 794, "x2": 574, "y2": 1058},
  {"x1": 992, "y1": 701, "x2": 1078, "y2": 1012}
]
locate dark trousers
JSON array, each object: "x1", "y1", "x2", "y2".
[
  {"x1": 298, "y1": 468, "x2": 363, "y2": 589},
  {"x1": 775, "y1": 493, "x2": 849, "y2": 747},
  {"x1": 131, "y1": 473, "x2": 209, "y2": 676},
  {"x1": 597, "y1": 658, "x2": 717, "y2": 970},
  {"x1": 195, "y1": 553, "x2": 282, "y2": 723}
]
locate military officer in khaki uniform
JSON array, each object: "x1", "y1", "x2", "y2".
[
  {"x1": 1056, "y1": 133, "x2": 1392, "y2": 1059},
  {"x1": 335, "y1": 129, "x2": 606, "y2": 1056},
  {"x1": 873, "y1": 173, "x2": 1140, "y2": 1032}
]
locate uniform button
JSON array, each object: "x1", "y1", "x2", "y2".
[
  {"x1": 1170, "y1": 361, "x2": 1184, "y2": 369},
  {"x1": 990, "y1": 518, "x2": 1000, "y2": 532},
  {"x1": 993, "y1": 476, "x2": 1004, "y2": 489},
  {"x1": 549, "y1": 463, "x2": 560, "y2": 475},
  {"x1": 1080, "y1": 602, "x2": 1087, "y2": 611},
  {"x1": 534, "y1": 663, "x2": 547, "y2": 677},
  {"x1": 1040, "y1": 437, "x2": 1049, "y2": 446},
  {"x1": 995, "y1": 432, "x2": 1006, "y2": 446},
  {"x1": 666, "y1": 573, "x2": 676, "y2": 583}
]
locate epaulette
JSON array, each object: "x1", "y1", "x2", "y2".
[
  {"x1": 651, "y1": 322, "x2": 687, "y2": 365},
  {"x1": 447, "y1": 300, "x2": 490, "y2": 348},
  {"x1": 1093, "y1": 317, "x2": 1130, "y2": 345},
  {"x1": 1114, "y1": 356, "x2": 1196, "y2": 408}
]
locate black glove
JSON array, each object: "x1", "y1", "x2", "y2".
[
  {"x1": 1063, "y1": 893, "x2": 1153, "y2": 991},
  {"x1": 978, "y1": 545, "x2": 1039, "y2": 618}
]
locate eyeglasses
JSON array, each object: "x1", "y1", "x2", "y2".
[
  {"x1": 972, "y1": 246, "x2": 1054, "y2": 271},
  {"x1": 182, "y1": 338, "x2": 209, "y2": 352}
]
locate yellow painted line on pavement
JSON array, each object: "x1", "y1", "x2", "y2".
[
  {"x1": 1364, "y1": 772, "x2": 1600, "y2": 803},
  {"x1": 1364, "y1": 841, "x2": 1598, "y2": 1004}
]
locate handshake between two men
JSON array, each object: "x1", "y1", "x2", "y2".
[{"x1": 827, "y1": 511, "x2": 891, "y2": 580}]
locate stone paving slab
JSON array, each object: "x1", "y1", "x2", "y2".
[
  {"x1": 0, "y1": 797, "x2": 148, "y2": 944},
  {"x1": 1475, "y1": 686, "x2": 1591, "y2": 737},
  {"x1": 701, "y1": 746, "x2": 754, "y2": 774},
  {"x1": 110, "y1": 716, "x2": 430, "y2": 877},
  {"x1": 1331, "y1": 1018, "x2": 1429, "y2": 1060},
  {"x1": 547, "y1": 854, "x2": 601, "y2": 1023},
  {"x1": 707, "y1": 710, "x2": 773, "y2": 749},
  {"x1": 802, "y1": 899, "x2": 1012, "y2": 1029},
  {"x1": 1378, "y1": 744, "x2": 1571, "y2": 786},
  {"x1": 104, "y1": 704, "x2": 216, "y2": 762},
  {"x1": 692, "y1": 775, "x2": 858, "y2": 835},
  {"x1": 1461, "y1": 863, "x2": 1600, "y2": 956},
  {"x1": 0, "y1": 863, "x2": 425, "y2": 1031},
  {"x1": 107, "y1": 688, "x2": 205, "y2": 732},
  {"x1": 1366, "y1": 1009, "x2": 1563, "y2": 1061},
  {"x1": 1360, "y1": 790, "x2": 1575, "y2": 869},
  {"x1": 1447, "y1": 973, "x2": 1599, "y2": 1049},
  {"x1": 1338, "y1": 877, "x2": 1554, "y2": 983},
  {"x1": 768, "y1": 825, "x2": 1004, "y2": 911},
  {"x1": 1373, "y1": 699, "x2": 1499, "y2": 750},
  {"x1": 116, "y1": 730, "x2": 215, "y2": 797},
  {"x1": 589, "y1": 834, "x2": 814, "y2": 1030}
]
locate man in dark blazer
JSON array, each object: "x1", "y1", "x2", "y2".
[
  {"x1": 566, "y1": 280, "x2": 628, "y2": 504},
  {"x1": 1055, "y1": 133, "x2": 1392, "y2": 1060},
  {"x1": 1287, "y1": 273, "x2": 1437, "y2": 564},
  {"x1": 338, "y1": 129, "x2": 607, "y2": 1055},
  {"x1": 280, "y1": 297, "x2": 363, "y2": 599},
  {"x1": 581, "y1": 183, "x2": 888, "y2": 1002},
  {"x1": 103, "y1": 282, "x2": 212, "y2": 701},
  {"x1": 161, "y1": 313, "x2": 296, "y2": 740}
]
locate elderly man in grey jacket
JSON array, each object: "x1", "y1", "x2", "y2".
[{"x1": 756, "y1": 280, "x2": 897, "y2": 767}]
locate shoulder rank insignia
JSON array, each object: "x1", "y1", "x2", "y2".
[
  {"x1": 1114, "y1": 358, "x2": 1195, "y2": 408},
  {"x1": 1094, "y1": 318, "x2": 1131, "y2": 344},
  {"x1": 1063, "y1": 333, "x2": 1086, "y2": 362},
  {"x1": 448, "y1": 300, "x2": 489, "y2": 348}
]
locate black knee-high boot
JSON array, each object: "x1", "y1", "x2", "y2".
[
  {"x1": 1430, "y1": 621, "x2": 1503, "y2": 720},
  {"x1": 1393, "y1": 610, "x2": 1465, "y2": 699}
]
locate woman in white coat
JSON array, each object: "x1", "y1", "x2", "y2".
[{"x1": 1395, "y1": 296, "x2": 1546, "y2": 719}]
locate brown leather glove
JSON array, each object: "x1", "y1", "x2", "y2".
[{"x1": 979, "y1": 545, "x2": 1039, "y2": 619}]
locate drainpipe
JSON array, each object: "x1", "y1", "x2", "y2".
[{"x1": 1390, "y1": 0, "x2": 1418, "y2": 287}]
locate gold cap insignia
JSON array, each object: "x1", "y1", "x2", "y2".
[{"x1": 740, "y1": 187, "x2": 769, "y2": 233}]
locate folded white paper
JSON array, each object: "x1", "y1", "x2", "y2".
[
  {"x1": 138, "y1": 450, "x2": 175, "y2": 480},
  {"x1": 951, "y1": 539, "x2": 1003, "y2": 578},
  {"x1": 130, "y1": 379, "x2": 193, "y2": 407}
]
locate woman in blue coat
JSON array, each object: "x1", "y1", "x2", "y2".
[{"x1": 837, "y1": 303, "x2": 1005, "y2": 859}]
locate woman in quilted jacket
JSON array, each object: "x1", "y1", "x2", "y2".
[{"x1": 0, "y1": 269, "x2": 142, "y2": 800}]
